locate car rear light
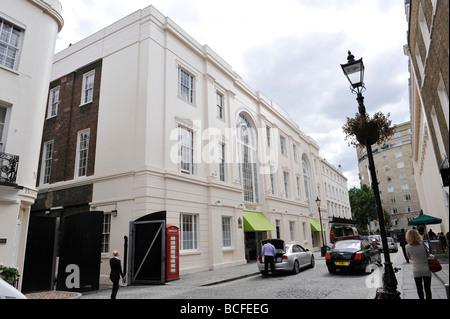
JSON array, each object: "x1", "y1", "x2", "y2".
[
  {"x1": 354, "y1": 253, "x2": 362, "y2": 260},
  {"x1": 282, "y1": 255, "x2": 288, "y2": 260},
  {"x1": 326, "y1": 253, "x2": 331, "y2": 260}
]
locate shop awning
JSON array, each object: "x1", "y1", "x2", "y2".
[
  {"x1": 243, "y1": 211, "x2": 276, "y2": 232},
  {"x1": 310, "y1": 218, "x2": 324, "y2": 232}
]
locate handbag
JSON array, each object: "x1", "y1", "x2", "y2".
[{"x1": 428, "y1": 258, "x2": 442, "y2": 272}]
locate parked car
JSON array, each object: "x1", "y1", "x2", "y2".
[
  {"x1": 368, "y1": 235, "x2": 382, "y2": 251},
  {"x1": 326, "y1": 239, "x2": 381, "y2": 274},
  {"x1": 386, "y1": 237, "x2": 398, "y2": 253},
  {"x1": 257, "y1": 239, "x2": 315, "y2": 275},
  {"x1": 329, "y1": 226, "x2": 360, "y2": 244},
  {"x1": 0, "y1": 278, "x2": 26, "y2": 299}
]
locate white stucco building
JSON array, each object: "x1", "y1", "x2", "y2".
[
  {"x1": 0, "y1": 0, "x2": 63, "y2": 280},
  {"x1": 32, "y1": 6, "x2": 336, "y2": 285},
  {"x1": 321, "y1": 159, "x2": 351, "y2": 222}
]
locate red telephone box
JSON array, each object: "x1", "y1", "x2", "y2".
[{"x1": 166, "y1": 225, "x2": 180, "y2": 281}]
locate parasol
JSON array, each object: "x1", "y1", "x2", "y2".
[{"x1": 408, "y1": 214, "x2": 442, "y2": 226}]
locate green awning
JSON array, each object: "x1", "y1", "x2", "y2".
[
  {"x1": 243, "y1": 211, "x2": 276, "y2": 232},
  {"x1": 310, "y1": 218, "x2": 324, "y2": 232}
]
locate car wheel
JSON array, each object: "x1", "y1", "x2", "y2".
[
  {"x1": 293, "y1": 260, "x2": 300, "y2": 274},
  {"x1": 310, "y1": 255, "x2": 315, "y2": 268}
]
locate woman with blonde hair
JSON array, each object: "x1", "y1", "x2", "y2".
[{"x1": 405, "y1": 229, "x2": 432, "y2": 299}]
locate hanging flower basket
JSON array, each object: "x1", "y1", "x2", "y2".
[{"x1": 343, "y1": 112, "x2": 394, "y2": 147}]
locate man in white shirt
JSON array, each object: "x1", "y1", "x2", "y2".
[{"x1": 261, "y1": 241, "x2": 276, "y2": 277}]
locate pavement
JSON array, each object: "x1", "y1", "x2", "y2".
[{"x1": 24, "y1": 249, "x2": 449, "y2": 300}]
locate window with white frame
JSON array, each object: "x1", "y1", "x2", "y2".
[
  {"x1": 179, "y1": 126, "x2": 194, "y2": 174},
  {"x1": 280, "y1": 136, "x2": 287, "y2": 156},
  {"x1": 81, "y1": 70, "x2": 95, "y2": 105},
  {"x1": 388, "y1": 186, "x2": 394, "y2": 193},
  {"x1": 401, "y1": 183, "x2": 409, "y2": 190},
  {"x1": 179, "y1": 67, "x2": 194, "y2": 103},
  {"x1": 270, "y1": 166, "x2": 275, "y2": 195},
  {"x1": 405, "y1": 206, "x2": 413, "y2": 213},
  {"x1": 283, "y1": 171, "x2": 290, "y2": 198},
  {"x1": 0, "y1": 105, "x2": 8, "y2": 152},
  {"x1": 437, "y1": 76, "x2": 449, "y2": 126},
  {"x1": 75, "y1": 129, "x2": 90, "y2": 177},
  {"x1": 403, "y1": 194, "x2": 411, "y2": 201},
  {"x1": 219, "y1": 142, "x2": 225, "y2": 181},
  {"x1": 180, "y1": 214, "x2": 198, "y2": 251},
  {"x1": 397, "y1": 161, "x2": 405, "y2": 168},
  {"x1": 302, "y1": 155, "x2": 314, "y2": 213},
  {"x1": 47, "y1": 86, "x2": 60, "y2": 118},
  {"x1": 101, "y1": 213, "x2": 111, "y2": 253},
  {"x1": 222, "y1": 217, "x2": 232, "y2": 248},
  {"x1": 216, "y1": 92, "x2": 224, "y2": 119},
  {"x1": 395, "y1": 151, "x2": 402, "y2": 158},
  {"x1": 0, "y1": 17, "x2": 23, "y2": 70},
  {"x1": 237, "y1": 113, "x2": 259, "y2": 203},
  {"x1": 42, "y1": 141, "x2": 54, "y2": 184},
  {"x1": 399, "y1": 172, "x2": 406, "y2": 179}
]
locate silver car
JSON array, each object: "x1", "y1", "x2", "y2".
[{"x1": 257, "y1": 239, "x2": 315, "y2": 275}]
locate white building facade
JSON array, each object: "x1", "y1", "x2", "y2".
[
  {"x1": 321, "y1": 160, "x2": 351, "y2": 221},
  {"x1": 35, "y1": 6, "x2": 333, "y2": 283},
  {"x1": 0, "y1": 0, "x2": 63, "y2": 281}
]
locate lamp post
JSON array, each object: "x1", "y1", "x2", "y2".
[
  {"x1": 315, "y1": 197, "x2": 327, "y2": 257},
  {"x1": 341, "y1": 51, "x2": 400, "y2": 299}
]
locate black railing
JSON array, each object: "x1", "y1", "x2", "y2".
[{"x1": 0, "y1": 152, "x2": 19, "y2": 185}]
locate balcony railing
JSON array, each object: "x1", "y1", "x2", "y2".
[{"x1": 0, "y1": 152, "x2": 19, "y2": 186}]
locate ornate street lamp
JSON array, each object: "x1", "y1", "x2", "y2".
[
  {"x1": 315, "y1": 196, "x2": 327, "y2": 257},
  {"x1": 341, "y1": 51, "x2": 400, "y2": 299}
]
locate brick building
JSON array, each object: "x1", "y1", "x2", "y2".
[
  {"x1": 32, "y1": 60, "x2": 102, "y2": 214},
  {"x1": 404, "y1": 0, "x2": 449, "y2": 234},
  {"x1": 357, "y1": 122, "x2": 420, "y2": 233}
]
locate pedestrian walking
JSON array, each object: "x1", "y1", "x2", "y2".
[
  {"x1": 109, "y1": 250, "x2": 125, "y2": 299},
  {"x1": 438, "y1": 232, "x2": 447, "y2": 252},
  {"x1": 405, "y1": 229, "x2": 432, "y2": 299},
  {"x1": 261, "y1": 241, "x2": 276, "y2": 277},
  {"x1": 398, "y1": 229, "x2": 409, "y2": 263}
]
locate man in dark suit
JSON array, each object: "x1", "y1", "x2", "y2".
[{"x1": 109, "y1": 250, "x2": 125, "y2": 299}]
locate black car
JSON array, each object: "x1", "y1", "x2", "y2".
[{"x1": 326, "y1": 239, "x2": 381, "y2": 274}]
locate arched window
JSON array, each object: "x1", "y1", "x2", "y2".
[
  {"x1": 237, "y1": 113, "x2": 259, "y2": 203},
  {"x1": 302, "y1": 155, "x2": 313, "y2": 213}
]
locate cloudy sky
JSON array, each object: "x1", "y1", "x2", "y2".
[{"x1": 55, "y1": 0, "x2": 411, "y2": 189}]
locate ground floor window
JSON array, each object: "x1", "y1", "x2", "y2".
[
  {"x1": 180, "y1": 214, "x2": 198, "y2": 251},
  {"x1": 222, "y1": 217, "x2": 232, "y2": 247}
]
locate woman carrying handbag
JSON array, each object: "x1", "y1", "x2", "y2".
[{"x1": 405, "y1": 229, "x2": 432, "y2": 299}]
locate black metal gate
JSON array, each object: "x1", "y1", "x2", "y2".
[
  {"x1": 56, "y1": 211, "x2": 103, "y2": 292},
  {"x1": 22, "y1": 216, "x2": 58, "y2": 293},
  {"x1": 21, "y1": 211, "x2": 103, "y2": 293},
  {"x1": 128, "y1": 211, "x2": 166, "y2": 285}
]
